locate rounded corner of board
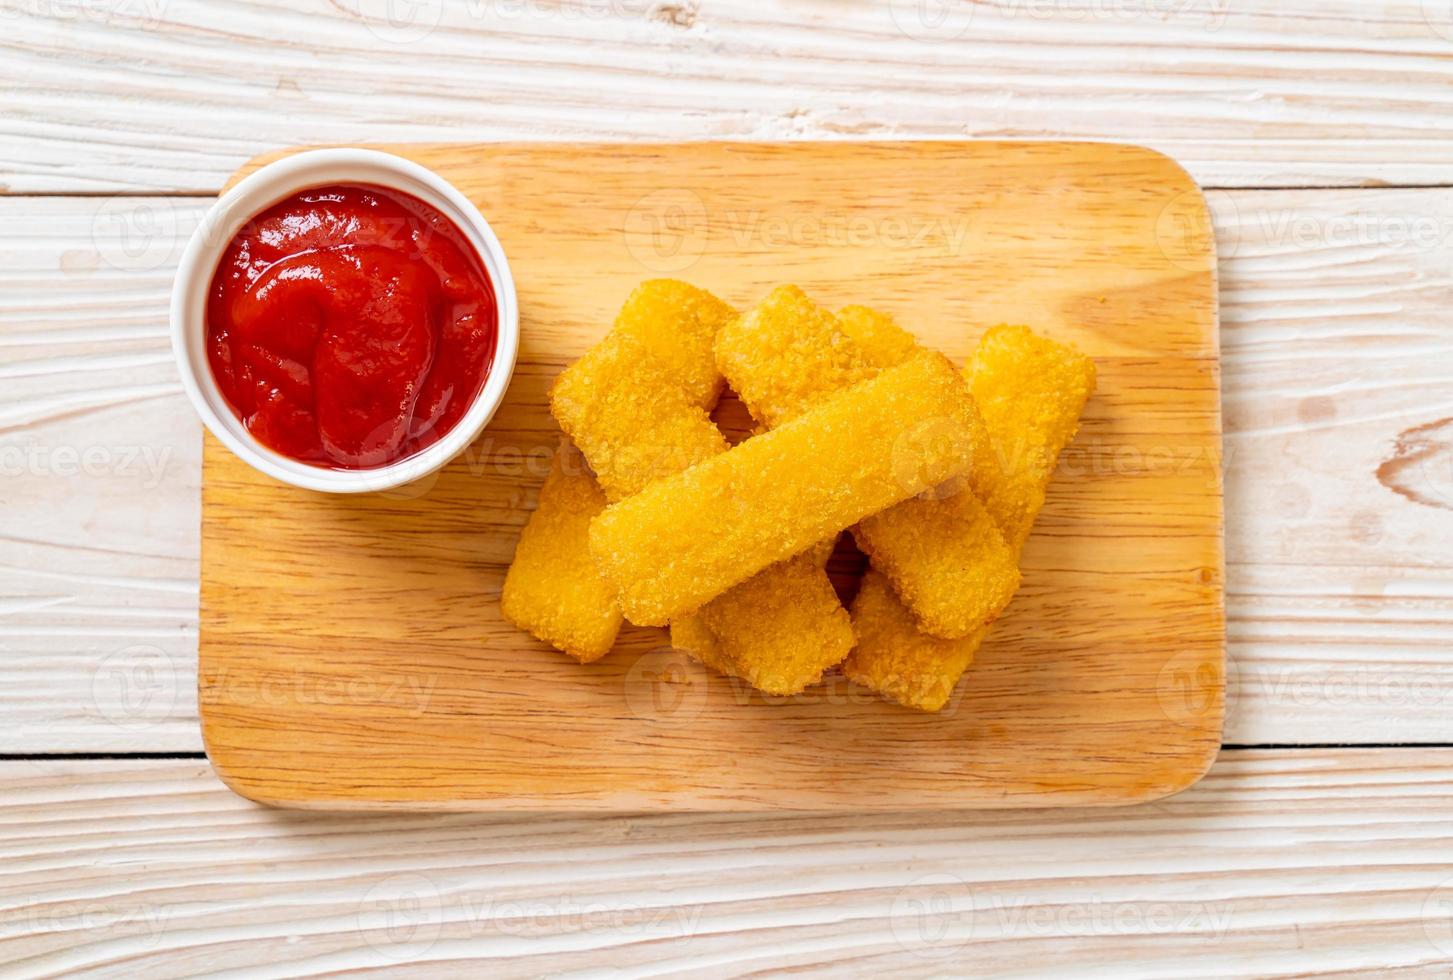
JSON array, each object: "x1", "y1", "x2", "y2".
[{"x1": 199, "y1": 725, "x2": 295, "y2": 809}]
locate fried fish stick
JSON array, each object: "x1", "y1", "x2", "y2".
[
  {"x1": 551, "y1": 280, "x2": 851, "y2": 689},
  {"x1": 716, "y1": 291, "x2": 1020, "y2": 638},
  {"x1": 694, "y1": 297, "x2": 898, "y2": 684},
  {"x1": 672, "y1": 539, "x2": 847, "y2": 695},
  {"x1": 611, "y1": 278, "x2": 734, "y2": 411},
  {"x1": 836, "y1": 304, "x2": 924, "y2": 366},
  {"x1": 507, "y1": 280, "x2": 731, "y2": 660},
  {"x1": 831, "y1": 314, "x2": 1030, "y2": 636},
  {"x1": 552, "y1": 335, "x2": 727, "y2": 502},
  {"x1": 697, "y1": 545, "x2": 852, "y2": 695},
  {"x1": 854, "y1": 489, "x2": 1023, "y2": 638},
  {"x1": 550, "y1": 281, "x2": 735, "y2": 502},
  {"x1": 844, "y1": 326, "x2": 1096, "y2": 709},
  {"x1": 847, "y1": 569, "x2": 982, "y2": 712},
  {"x1": 500, "y1": 443, "x2": 623, "y2": 663},
  {"x1": 715, "y1": 286, "x2": 914, "y2": 429},
  {"x1": 668, "y1": 614, "x2": 738, "y2": 679},
  {"x1": 968, "y1": 324, "x2": 1099, "y2": 549},
  {"x1": 589, "y1": 352, "x2": 990, "y2": 626},
  {"x1": 675, "y1": 284, "x2": 903, "y2": 690}
]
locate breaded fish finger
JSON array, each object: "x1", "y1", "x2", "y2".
[
  {"x1": 845, "y1": 568, "x2": 982, "y2": 712},
  {"x1": 551, "y1": 334, "x2": 727, "y2": 503},
  {"x1": 668, "y1": 614, "x2": 739, "y2": 680},
  {"x1": 968, "y1": 324, "x2": 1099, "y2": 549},
  {"x1": 550, "y1": 280, "x2": 735, "y2": 502},
  {"x1": 835, "y1": 303, "x2": 924, "y2": 366},
  {"x1": 715, "y1": 286, "x2": 915, "y2": 429},
  {"x1": 717, "y1": 291, "x2": 1020, "y2": 638},
  {"x1": 697, "y1": 545, "x2": 852, "y2": 696},
  {"x1": 673, "y1": 538, "x2": 847, "y2": 695},
  {"x1": 682, "y1": 285, "x2": 896, "y2": 690},
  {"x1": 687, "y1": 295, "x2": 902, "y2": 689},
  {"x1": 501, "y1": 442, "x2": 623, "y2": 663},
  {"x1": 845, "y1": 326, "x2": 1096, "y2": 709},
  {"x1": 612, "y1": 278, "x2": 735, "y2": 411},
  {"x1": 550, "y1": 280, "x2": 852, "y2": 690},
  {"x1": 508, "y1": 280, "x2": 732, "y2": 660},
  {"x1": 853, "y1": 488, "x2": 1022, "y2": 638},
  {"x1": 589, "y1": 352, "x2": 990, "y2": 626}
]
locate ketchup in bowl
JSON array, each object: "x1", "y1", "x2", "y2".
[{"x1": 205, "y1": 184, "x2": 498, "y2": 470}]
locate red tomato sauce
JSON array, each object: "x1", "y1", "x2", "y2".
[{"x1": 206, "y1": 184, "x2": 497, "y2": 470}]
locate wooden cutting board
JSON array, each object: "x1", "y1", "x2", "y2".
[{"x1": 199, "y1": 142, "x2": 1224, "y2": 810}]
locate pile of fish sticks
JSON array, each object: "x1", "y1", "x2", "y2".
[{"x1": 501, "y1": 281, "x2": 1096, "y2": 711}]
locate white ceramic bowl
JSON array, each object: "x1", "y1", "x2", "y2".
[{"x1": 171, "y1": 148, "x2": 519, "y2": 493}]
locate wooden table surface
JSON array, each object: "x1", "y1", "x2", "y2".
[{"x1": 3, "y1": 2, "x2": 1452, "y2": 975}]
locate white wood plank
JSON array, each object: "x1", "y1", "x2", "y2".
[
  {"x1": 0, "y1": 198, "x2": 203, "y2": 752},
  {"x1": 3, "y1": 1, "x2": 1453, "y2": 193},
  {"x1": 1218, "y1": 187, "x2": 1453, "y2": 744},
  {"x1": 6, "y1": 187, "x2": 1453, "y2": 750},
  {"x1": 0, "y1": 751, "x2": 1450, "y2": 976}
]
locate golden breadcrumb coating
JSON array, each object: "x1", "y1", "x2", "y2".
[
  {"x1": 717, "y1": 292, "x2": 1019, "y2": 639},
  {"x1": 668, "y1": 614, "x2": 739, "y2": 679},
  {"x1": 589, "y1": 352, "x2": 988, "y2": 626},
  {"x1": 691, "y1": 283, "x2": 905, "y2": 689},
  {"x1": 834, "y1": 304, "x2": 923, "y2": 365},
  {"x1": 852, "y1": 439, "x2": 1019, "y2": 638},
  {"x1": 714, "y1": 286, "x2": 916, "y2": 429},
  {"x1": 550, "y1": 332, "x2": 728, "y2": 503},
  {"x1": 848, "y1": 326, "x2": 1096, "y2": 709},
  {"x1": 698, "y1": 548, "x2": 853, "y2": 695},
  {"x1": 500, "y1": 443, "x2": 623, "y2": 663},
  {"x1": 843, "y1": 569, "x2": 982, "y2": 712},
  {"x1": 508, "y1": 280, "x2": 731, "y2": 659},
  {"x1": 853, "y1": 488, "x2": 1021, "y2": 638},
  {"x1": 534, "y1": 279, "x2": 848, "y2": 690},
  {"x1": 612, "y1": 278, "x2": 737, "y2": 411},
  {"x1": 672, "y1": 543, "x2": 833, "y2": 684},
  {"x1": 678, "y1": 538, "x2": 847, "y2": 695},
  {"x1": 968, "y1": 324, "x2": 1099, "y2": 549}
]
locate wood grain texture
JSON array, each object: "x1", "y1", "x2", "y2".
[
  {"x1": 4, "y1": 751, "x2": 1453, "y2": 976},
  {"x1": 6, "y1": 189, "x2": 1451, "y2": 752},
  {"x1": 2, "y1": 13, "x2": 1452, "y2": 974},
  {"x1": 0, "y1": 198, "x2": 204, "y2": 752},
  {"x1": 197, "y1": 141, "x2": 1223, "y2": 809},
  {"x1": 5, "y1": 1, "x2": 1453, "y2": 194},
  {"x1": 1219, "y1": 187, "x2": 1453, "y2": 744},
  {"x1": 4, "y1": 9, "x2": 1452, "y2": 973}
]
